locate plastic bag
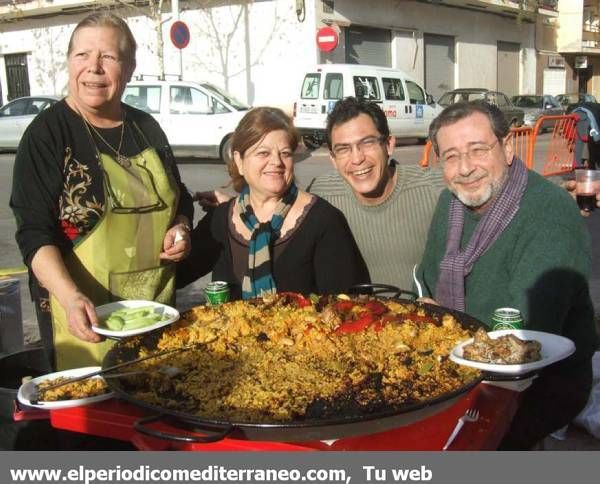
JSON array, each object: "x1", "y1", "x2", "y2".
[{"x1": 574, "y1": 352, "x2": 600, "y2": 438}]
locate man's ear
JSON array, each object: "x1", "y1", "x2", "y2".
[
  {"x1": 502, "y1": 135, "x2": 515, "y2": 166},
  {"x1": 234, "y1": 151, "x2": 244, "y2": 176},
  {"x1": 386, "y1": 135, "x2": 396, "y2": 157},
  {"x1": 328, "y1": 150, "x2": 338, "y2": 170}
]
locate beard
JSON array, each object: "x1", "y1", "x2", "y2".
[{"x1": 450, "y1": 168, "x2": 509, "y2": 210}]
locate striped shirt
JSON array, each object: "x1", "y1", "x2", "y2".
[{"x1": 309, "y1": 164, "x2": 445, "y2": 290}]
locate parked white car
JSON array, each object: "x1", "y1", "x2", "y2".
[
  {"x1": 0, "y1": 95, "x2": 60, "y2": 151},
  {"x1": 293, "y1": 64, "x2": 442, "y2": 148},
  {"x1": 122, "y1": 79, "x2": 250, "y2": 161}
]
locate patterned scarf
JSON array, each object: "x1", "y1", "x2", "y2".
[
  {"x1": 435, "y1": 158, "x2": 528, "y2": 311},
  {"x1": 238, "y1": 183, "x2": 298, "y2": 299}
]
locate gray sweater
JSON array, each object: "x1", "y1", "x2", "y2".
[{"x1": 309, "y1": 164, "x2": 445, "y2": 290}]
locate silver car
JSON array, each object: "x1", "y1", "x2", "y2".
[
  {"x1": 510, "y1": 95, "x2": 563, "y2": 128},
  {"x1": 0, "y1": 95, "x2": 60, "y2": 151}
]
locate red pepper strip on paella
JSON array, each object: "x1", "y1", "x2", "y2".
[
  {"x1": 334, "y1": 299, "x2": 391, "y2": 334},
  {"x1": 335, "y1": 313, "x2": 375, "y2": 334},
  {"x1": 364, "y1": 300, "x2": 388, "y2": 316},
  {"x1": 277, "y1": 292, "x2": 312, "y2": 308},
  {"x1": 404, "y1": 312, "x2": 431, "y2": 324},
  {"x1": 333, "y1": 300, "x2": 355, "y2": 312}
]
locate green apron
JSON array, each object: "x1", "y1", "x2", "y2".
[{"x1": 50, "y1": 127, "x2": 179, "y2": 370}]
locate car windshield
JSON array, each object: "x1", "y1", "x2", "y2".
[
  {"x1": 200, "y1": 83, "x2": 249, "y2": 110},
  {"x1": 558, "y1": 93, "x2": 597, "y2": 104},
  {"x1": 438, "y1": 91, "x2": 486, "y2": 106},
  {"x1": 512, "y1": 96, "x2": 543, "y2": 108}
]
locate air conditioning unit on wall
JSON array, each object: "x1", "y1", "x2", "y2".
[{"x1": 548, "y1": 56, "x2": 566, "y2": 68}]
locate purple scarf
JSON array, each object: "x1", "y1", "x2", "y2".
[{"x1": 435, "y1": 158, "x2": 528, "y2": 311}]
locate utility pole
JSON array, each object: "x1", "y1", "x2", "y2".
[{"x1": 172, "y1": 0, "x2": 183, "y2": 79}]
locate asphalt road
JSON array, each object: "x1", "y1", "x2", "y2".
[{"x1": 1, "y1": 132, "x2": 598, "y2": 348}]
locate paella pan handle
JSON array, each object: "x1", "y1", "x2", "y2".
[
  {"x1": 349, "y1": 283, "x2": 417, "y2": 300},
  {"x1": 134, "y1": 414, "x2": 235, "y2": 443}
]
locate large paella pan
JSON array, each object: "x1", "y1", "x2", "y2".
[{"x1": 103, "y1": 292, "x2": 484, "y2": 442}]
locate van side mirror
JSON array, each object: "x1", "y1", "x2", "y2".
[{"x1": 426, "y1": 94, "x2": 435, "y2": 105}]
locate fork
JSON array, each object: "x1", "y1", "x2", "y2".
[{"x1": 442, "y1": 408, "x2": 480, "y2": 450}]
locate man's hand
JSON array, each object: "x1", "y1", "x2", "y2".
[
  {"x1": 66, "y1": 292, "x2": 103, "y2": 343},
  {"x1": 563, "y1": 179, "x2": 600, "y2": 217},
  {"x1": 416, "y1": 297, "x2": 439, "y2": 306},
  {"x1": 194, "y1": 190, "x2": 232, "y2": 211},
  {"x1": 160, "y1": 222, "x2": 191, "y2": 262}
]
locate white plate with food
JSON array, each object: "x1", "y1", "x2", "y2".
[
  {"x1": 450, "y1": 329, "x2": 575, "y2": 375},
  {"x1": 17, "y1": 366, "x2": 114, "y2": 409},
  {"x1": 93, "y1": 300, "x2": 180, "y2": 338}
]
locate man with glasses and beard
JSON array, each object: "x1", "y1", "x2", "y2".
[{"x1": 416, "y1": 100, "x2": 597, "y2": 449}]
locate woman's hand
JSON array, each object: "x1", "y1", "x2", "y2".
[
  {"x1": 31, "y1": 245, "x2": 103, "y2": 343},
  {"x1": 563, "y1": 179, "x2": 600, "y2": 217},
  {"x1": 66, "y1": 292, "x2": 103, "y2": 343},
  {"x1": 160, "y1": 219, "x2": 191, "y2": 262}
]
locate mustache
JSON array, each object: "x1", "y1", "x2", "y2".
[
  {"x1": 452, "y1": 171, "x2": 487, "y2": 185},
  {"x1": 453, "y1": 175, "x2": 485, "y2": 184}
]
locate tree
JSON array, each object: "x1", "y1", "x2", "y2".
[
  {"x1": 186, "y1": 0, "x2": 282, "y2": 94},
  {"x1": 116, "y1": 0, "x2": 168, "y2": 79}
]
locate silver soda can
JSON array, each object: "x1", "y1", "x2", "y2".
[
  {"x1": 491, "y1": 307, "x2": 523, "y2": 330},
  {"x1": 204, "y1": 281, "x2": 230, "y2": 306}
]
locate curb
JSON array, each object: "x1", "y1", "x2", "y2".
[{"x1": 0, "y1": 266, "x2": 27, "y2": 277}]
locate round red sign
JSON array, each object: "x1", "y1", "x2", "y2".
[
  {"x1": 170, "y1": 20, "x2": 190, "y2": 50},
  {"x1": 316, "y1": 26, "x2": 338, "y2": 52}
]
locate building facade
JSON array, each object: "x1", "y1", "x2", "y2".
[{"x1": 0, "y1": 0, "x2": 559, "y2": 109}]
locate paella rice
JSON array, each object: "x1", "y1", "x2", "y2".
[
  {"x1": 117, "y1": 293, "x2": 480, "y2": 422},
  {"x1": 37, "y1": 376, "x2": 109, "y2": 401}
]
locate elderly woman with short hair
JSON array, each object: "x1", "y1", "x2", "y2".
[{"x1": 10, "y1": 12, "x2": 193, "y2": 370}]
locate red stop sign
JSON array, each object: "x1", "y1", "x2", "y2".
[{"x1": 316, "y1": 26, "x2": 338, "y2": 52}]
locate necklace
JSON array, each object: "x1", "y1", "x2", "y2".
[{"x1": 85, "y1": 116, "x2": 131, "y2": 168}]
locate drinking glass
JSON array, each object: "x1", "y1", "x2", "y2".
[{"x1": 575, "y1": 169, "x2": 600, "y2": 212}]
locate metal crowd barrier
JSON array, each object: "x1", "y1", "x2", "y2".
[{"x1": 419, "y1": 114, "x2": 578, "y2": 177}]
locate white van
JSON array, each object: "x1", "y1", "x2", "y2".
[
  {"x1": 293, "y1": 64, "x2": 442, "y2": 148},
  {"x1": 123, "y1": 78, "x2": 249, "y2": 161}
]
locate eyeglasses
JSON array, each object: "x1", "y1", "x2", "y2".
[
  {"x1": 102, "y1": 161, "x2": 166, "y2": 214},
  {"x1": 439, "y1": 140, "x2": 499, "y2": 165},
  {"x1": 331, "y1": 135, "x2": 387, "y2": 159}
]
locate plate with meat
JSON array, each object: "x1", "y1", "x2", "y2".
[
  {"x1": 450, "y1": 329, "x2": 575, "y2": 375},
  {"x1": 17, "y1": 366, "x2": 114, "y2": 409}
]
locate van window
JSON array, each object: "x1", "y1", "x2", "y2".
[
  {"x1": 324, "y1": 73, "x2": 343, "y2": 100},
  {"x1": 382, "y1": 78, "x2": 405, "y2": 101},
  {"x1": 123, "y1": 86, "x2": 161, "y2": 113},
  {"x1": 301, "y1": 74, "x2": 321, "y2": 99},
  {"x1": 353, "y1": 76, "x2": 381, "y2": 100},
  {"x1": 405, "y1": 80, "x2": 425, "y2": 104}
]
